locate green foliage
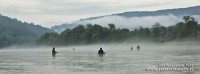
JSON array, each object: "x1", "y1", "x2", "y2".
[
  {"x1": 37, "y1": 32, "x2": 59, "y2": 45},
  {"x1": 0, "y1": 32, "x2": 14, "y2": 47},
  {"x1": 197, "y1": 31, "x2": 200, "y2": 40},
  {"x1": 38, "y1": 24, "x2": 133, "y2": 45},
  {"x1": 0, "y1": 15, "x2": 54, "y2": 48},
  {"x1": 38, "y1": 16, "x2": 199, "y2": 45}
]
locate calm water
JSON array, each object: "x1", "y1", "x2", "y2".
[{"x1": 0, "y1": 44, "x2": 200, "y2": 74}]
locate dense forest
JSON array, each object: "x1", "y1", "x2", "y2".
[
  {"x1": 0, "y1": 14, "x2": 54, "y2": 48},
  {"x1": 38, "y1": 16, "x2": 200, "y2": 46}
]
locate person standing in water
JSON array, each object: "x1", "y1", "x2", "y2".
[
  {"x1": 137, "y1": 45, "x2": 140, "y2": 50},
  {"x1": 131, "y1": 46, "x2": 133, "y2": 51},
  {"x1": 52, "y1": 47, "x2": 57, "y2": 54},
  {"x1": 98, "y1": 48, "x2": 105, "y2": 55}
]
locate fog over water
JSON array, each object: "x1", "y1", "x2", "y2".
[
  {"x1": 0, "y1": 42, "x2": 200, "y2": 74},
  {"x1": 74, "y1": 15, "x2": 200, "y2": 30}
]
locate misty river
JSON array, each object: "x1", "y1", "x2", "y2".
[{"x1": 0, "y1": 43, "x2": 200, "y2": 74}]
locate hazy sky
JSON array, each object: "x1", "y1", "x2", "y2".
[{"x1": 0, "y1": 0, "x2": 200, "y2": 28}]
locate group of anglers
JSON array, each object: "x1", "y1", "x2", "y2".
[
  {"x1": 131, "y1": 45, "x2": 140, "y2": 51},
  {"x1": 52, "y1": 45, "x2": 140, "y2": 55}
]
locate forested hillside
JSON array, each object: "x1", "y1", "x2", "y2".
[{"x1": 0, "y1": 14, "x2": 54, "y2": 48}]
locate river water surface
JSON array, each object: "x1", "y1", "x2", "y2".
[{"x1": 0, "y1": 44, "x2": 200, "y2": 74}]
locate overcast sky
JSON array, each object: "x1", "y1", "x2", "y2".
[{"x1": 0, "y1": 0, "x2": 200, "y2": 28}]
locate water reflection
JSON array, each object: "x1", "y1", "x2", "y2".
[
  {"x1": 52, "y1": 53, "x2": 56, "y2": 58},
  {"x1": 98, "y1": 54, "x2": 104, "y2": 58}
]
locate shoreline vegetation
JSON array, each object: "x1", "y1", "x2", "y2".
[{"x1": 37, "y1": 16, "x2": 200, "y2": 46}]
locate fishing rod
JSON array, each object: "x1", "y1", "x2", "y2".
[
  {"x1": 104, "y1": 50, "x2": 109, "y2": 53},
  {"x1": 102, "y1": 43, "x2": 123, "y2": 54}
]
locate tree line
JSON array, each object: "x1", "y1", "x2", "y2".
[{"x1": 37, "y1": 16, "x2": 200, "y2": 46}]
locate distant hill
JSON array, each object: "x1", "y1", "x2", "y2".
[
  {"x1": 52, "y1": 6, "x2": 200, "y2": 33},
  {"x1": 0, "y1": 14, "x2": 54, "y2": 48},
  {"x1": 86, "y1": 6, "x2": 200, "y2": 20},
  {"x1": 51, "y1": 23, "x2": 76, "y2": 33}
]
